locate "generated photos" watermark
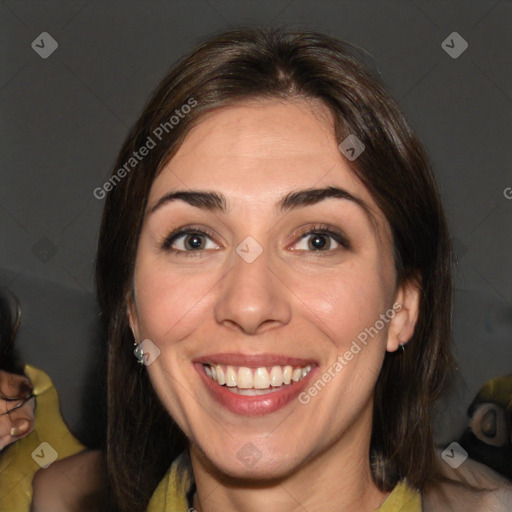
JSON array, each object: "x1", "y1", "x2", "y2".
[
  {"x1": 298, "y1": 302, "x2": 403, "y2": 404},
  {"x1": 93, "y1": 97, "x2": 197, "y2": 200}
]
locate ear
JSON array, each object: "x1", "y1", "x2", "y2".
[
  {"x1": 386, "y1": 278, "x2": 421, "y2": 353},
  {"x1": 126, "y1": 289, "x2": 140, "y2": 342}
]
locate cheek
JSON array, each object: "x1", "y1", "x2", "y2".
[
  {"x1": 291, "y1": 261, "x2": 391, "y2": 350},
  {"x1": 133, "y1": 254, "x2": 219, "y2": 343}
]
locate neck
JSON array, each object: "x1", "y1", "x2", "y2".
[{"x1": 189, "y1": 400, "x2": 390, "y2": 512}]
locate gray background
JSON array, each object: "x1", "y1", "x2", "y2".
[{"x1": 0, "y1": 0, "x2": 511, "y2": 447}]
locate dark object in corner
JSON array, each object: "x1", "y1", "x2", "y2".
[{"x1": 459, "y1": 374, "x2": 512, "y2": 481}]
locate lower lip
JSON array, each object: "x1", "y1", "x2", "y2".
[{"x1": 195, "y1": 363, "x2": 315, "y2": 416}]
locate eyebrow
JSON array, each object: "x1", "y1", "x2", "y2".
[{"x1": 148, "y1": 186, "x2": 377, "y2": 228}]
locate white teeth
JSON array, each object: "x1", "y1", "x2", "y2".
[
  {"x1": 215, "y1": 365, "x2": 225, "y2": 385},
  {"x1": 229, "y1": 387, "x2": 284, "y2": 396},
  {"x1": 237, "y1": 367, "x2": 253, "y2": 389},
  {"x1": 301, "y1": 365, "x2": 312, "y2": 378},
  {"x1": 253, "y1": 368, "x2": 270, "y2": 389},
  {"x1": 203, "y1": 363, "x2": 312, "y2": 390},
  {"x1": 269, "y1": 366, "x2": 283, "y2": 387},
  {"x1": 225, "y1": 366, "x2": 237, "y2": 387}
]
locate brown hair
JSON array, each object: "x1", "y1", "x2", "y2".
[
  {"x1": 95, "y1": 26, "x2": 455, "y2": 511},
  {"x1": 0, "y1": 289, "x2": 24, "y2": 376}
]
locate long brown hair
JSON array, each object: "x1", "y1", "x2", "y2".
[
  {"x1": 0, "y1": 289, "x2": 24, "y2": 376},
  {"x1": 95, "y1": 26, "x2": 455, "y2": 511}
]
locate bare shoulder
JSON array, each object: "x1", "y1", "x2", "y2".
[
  {"x1": 31, "y1": 450, "x2": 105, "y2": 512},
  {"x1": 423, "y1": 451, "x2": 512, "y2": 512}
]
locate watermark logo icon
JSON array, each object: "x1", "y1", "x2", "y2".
[
  {"x1": 236, "y1": 236, "x2": 263, "y2": 264},
  {"x1": 442, "y1": 32, "x2": 468, "y2": 59},
  {"x1": 31, "y1": 442, "x2": 58, "y2": 468},
  {"x1": 134, "y1": 339, "x2": 161, "y2": 366},
  {"x1": 441, "y1": 442, "x2": 468, "y2": 469},
  {"x1": 31, "y1": 32, "x2": 58, "y2": 59},
  {"x1": 32, "y1": 237, "x2": 58, "y2": 262},
  {"x1": 236, "y1": 442, "x2": 262, "y2": 468},
  {"x1": 339, "y1": 134, "x2": 365, "y2": 161}
]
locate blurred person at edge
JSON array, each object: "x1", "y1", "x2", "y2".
[
  {"x1": 0, "y1": 290, "x2": 85, "y2": 511},
  {"x1": 32, "y1": 27, "x2": 512, "y2": 512},
  {"x1": 0, "y1": 293, "x2": 35, "y2": 452}
]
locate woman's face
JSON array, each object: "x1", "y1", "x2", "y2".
[{"x1": 129, "y1": 99, "x2": 418, "y2": 479}]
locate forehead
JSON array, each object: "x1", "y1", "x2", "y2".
[
  {"x1": 150, "y1": 99, "x2": 383, "y2": 226},
  {"x1": 173, "y1": 98, "x2": 336, "y2": 165}
]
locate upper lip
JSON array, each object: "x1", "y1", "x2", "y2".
[{"x1": 195, "y1": 353, "x2": 317, "y2": 368}]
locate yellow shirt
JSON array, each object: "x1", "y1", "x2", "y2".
[
  {"x1": 147, "y1": 455, "x2": 422, "y2": 511},
  {"x1": 0, "y1": 364, "x2": 86, "y2": 511}
]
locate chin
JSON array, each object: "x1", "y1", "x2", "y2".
[{"x1": 192, "y1": 434, "x2": 313, "y2": 482}]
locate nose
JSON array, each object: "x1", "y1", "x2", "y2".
[{"x1": 214, "y1": 244, "x2": 292, "y2": 335}]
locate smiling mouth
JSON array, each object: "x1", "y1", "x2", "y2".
[{"x1": 202, "y1": 363, "x2": 313, "y2": 395}]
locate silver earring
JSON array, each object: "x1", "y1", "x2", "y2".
[
  {"x1": 398, "y1": 333, "x2": 405, "y2": 352},
  {"x1": 133, "y1": 340, "x2": 145, "y2": 365}
]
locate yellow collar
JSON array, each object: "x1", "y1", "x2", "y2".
[{"x1": 376, "y1": 480, "x2": 422, "y2": 511}]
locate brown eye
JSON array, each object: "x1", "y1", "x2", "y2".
[
  {"x1": 182, "y1": 233, "x2": 206, "y2": 250},
  {"x1": 162, "y1": 228, "x2": 220, "y2": 255},
  {"x1": 292, "y1": 226, "x2": 349, "y2": 252},
  {"x1": 306, "y1": 233, "x2": 332, "y2": 250}
]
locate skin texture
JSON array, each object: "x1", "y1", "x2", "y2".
[
  {"x1": 128, "y1": 98, "x2": 420, "y2": 512},
  {"x1": 31, "y1": 450, "x2": 104, "y2": 512},
  {"x1": 0, "y1": 370, "x2": 35, "y2": 451}
]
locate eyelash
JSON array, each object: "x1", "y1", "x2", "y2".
[{"x1": 160, "y1": 224, "x2": 350, "y2": 258}]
